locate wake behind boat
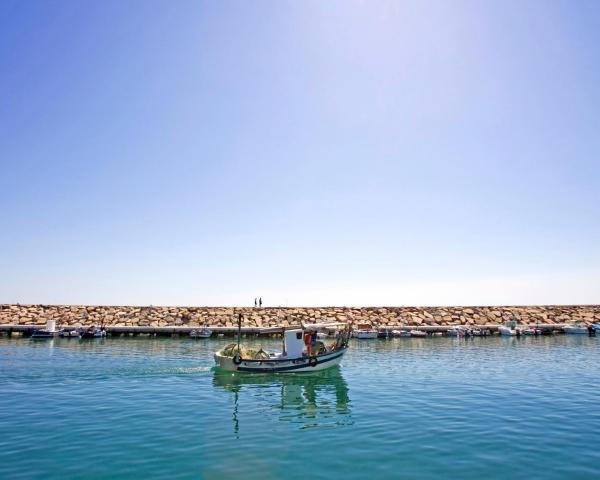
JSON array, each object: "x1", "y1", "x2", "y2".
[{"x1": 214, "y1": 315, "x2": 351, "y2": 373}]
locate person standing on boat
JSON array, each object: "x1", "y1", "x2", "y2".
[
  {"x1": 310, "y1": 330, "x2": 317, "y2": 356},
  {"x1": 304, "y1": 330, "x2": 312, "y2": 354}
]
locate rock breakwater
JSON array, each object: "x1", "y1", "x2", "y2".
[{"x1": 1, "y1": 304, "x2": 599, "y2": 329}]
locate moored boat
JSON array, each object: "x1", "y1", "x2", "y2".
[
  {"x1": 80, "y1": 326, "x2": 106, "y2": 339},
  {"x1": 190, "y1": 328, "x2": 212, "y2": 339},
  {"x1": 353, "y1": 324, "x2": 378, "y2": 339},
  {"x1": 31, "y1": 321, "x2": 58, "y2": 339},
  {"x1": 409, "y1": 330, "x2": 427, "y2": 337},
  {"x1": 392, "y1": 329, "x2": 411, "y2": 337},
  {"x1": 521, "y1": 326, "x2": 542, "y2": 336},
  {"x1": 563, "y1": 321, "x2": 588, "y2": 334},
  {"x1": 448, "y1": 326, "x2": 481, "y2": 337},
  {"x1": 448, "y1": 326, "x2": 465, "y2": 337},
  {"x1": 499, "y1": 321, "x2": 522, "y2": 336},
  {"x1": 214, "y1": 316, "x2": 351, "y2": 373},
  {"x1": 58, "y1": 328, "x2": 82, "y2": 338}
]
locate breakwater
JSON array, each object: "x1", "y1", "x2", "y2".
[{"x1": 1, "y1": 304, "x2": 598, "y2": 330}]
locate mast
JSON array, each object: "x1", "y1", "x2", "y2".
[{"x1": 237, "y1": 313, "x2": 242, "y2": 354}]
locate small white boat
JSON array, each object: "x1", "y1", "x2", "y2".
[
  {"x1": 190, "y1": 328, "x2": 212, "y2": 339},
  {"x1": 31, "y1": 321, "x2": 58, "y2": 339},
  {"x1": 392, "y1": 329, "x2": 411, "y2": 337},
  {"x1": 80, "y1": 326, "x2": 106, "y2": 339},
  {"x1": 521, "y1": 326, "x2": 541, "y2": 336},
  {"x1": 563, "y1": 322, "x2": 588, "y2": 334},
  {"x1": 409, "y1": 330, "x2": 427, "y2": 337},
  {"x1": 31, "y1": 330, "x2": 57, "y2": 339},
  {"x1": 448, "y1": 326, "x2": 466, "y2": 337},
  {"x1": 214, "y1": 318, "x2": 351, "y2": 373},
  {"x1": 448, "y1": 326, "x2": 477, "y2": 337},
  {"x1": 353, "y1": 324, "x2": 378, "y2": 339},
  {"x1": 58, "y1": 328, "x2": 81, "y2": 338},
  {"x1": 498, "y1": 321, "x2": 521, "y2": 336}
]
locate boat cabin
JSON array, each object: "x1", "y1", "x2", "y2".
[{"x1": 283, "y1": 329, "x2": 306, "y2": 358}]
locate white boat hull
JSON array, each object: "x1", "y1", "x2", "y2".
[
  {"x1": 498, "y1": 326, "x2": 516, "y2": 336},
  {"x1": 190, "y1": 329, "x2": 213, "y2": 338},
  {"x1": 563, "y1": 326, "x2": 588, "y2": 334},
  {"x1": 354, "y1": 331, "x2": 378, "y2": 339},
  {"x1": 409, "y1": 330, "x2": 426, "y2": 337},
  {"x1": 214, "y1": 347, "x2": 348, "y2": 373},
  {"x1": 391, "y1": 330, "x2": 411, "y2": 337}
]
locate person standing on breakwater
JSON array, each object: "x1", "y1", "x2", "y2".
[
  {"x1": 259, "y1": 297, "x2": 262, "y2": 307},
  {"x1": 254, "y1": 298, "x2": 257, "y2": 307}
]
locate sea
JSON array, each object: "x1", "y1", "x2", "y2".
[{"x1": 0, "y1": 334, "x2": 599, "y2": 479}]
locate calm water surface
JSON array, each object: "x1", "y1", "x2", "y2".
[{"x1": 1, "y1": 335, "x2": 599, "y2": 479}]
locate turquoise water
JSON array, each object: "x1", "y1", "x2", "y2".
[{"x1": 1, "y1": 335, "x2": 599, "y2": 479}]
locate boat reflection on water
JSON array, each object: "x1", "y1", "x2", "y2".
[{"x1": 212, "y1": 366, "x2": 352, "y2": 434}]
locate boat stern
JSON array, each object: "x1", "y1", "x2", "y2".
[{"x1": 214, "y1": 351, "x2": 238, "y2": 371}]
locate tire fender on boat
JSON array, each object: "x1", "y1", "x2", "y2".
[
  {"x1": 233, "y1": 354, "x2": 242, "y2": 365},
  {"x1": 309, "y1": 356, "x2": 318, "y2": 367}
]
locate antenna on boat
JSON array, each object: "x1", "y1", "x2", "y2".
[
  {"x1": 279, "y1": 311, "x2": 286, "y2": 356},
  {"x1": 237, "y1": 313, "x2": 242, "y2": 354}
]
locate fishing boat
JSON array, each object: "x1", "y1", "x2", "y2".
[
  {"x1": 499, "y1": 320, "x2": 522, "y2": 336},
  {"x1": 392, "y1": 329, "x2": 411, "y2": 337},
  {"x1": 80, "y1": 326, "x2": 106, "y2": 339},
  {"x1": 353, "y1": 324, "x2": 378, "y2": 339},
  {"x1": 31, "y1": 321, "x2": 58, "y2": 339},
  {"x1": 448, "y1": 326, "x2": 477, "y2": 337},
  {"x1": 58, "y1": 328, "x2": 82, "y2": 338},
  {"x1": 213, "y1": 316, "x2": 351, "y2": 373},
  {"x1": 190, "y1": 328, "x2": 212, "y2": 339},
  {"x1": 521, "y1": 326, "x2": 542, "y2": 336},
  {"x1": 409, "y1": 330, "x2": 427, "y2": 337},
  {"x1": 563, "y1": 321, "x2": 588, "y2": 334},
  {"x1": 448, "y1": 326, "x2": 466, "y2": 337}
]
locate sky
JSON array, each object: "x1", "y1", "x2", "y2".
[{"x1": 1, "y1": 0, "x2": 599, "y2": 307}]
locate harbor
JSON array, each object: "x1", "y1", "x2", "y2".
[
  {"x1": 0, "y1": 322, "x2": 585, "y2": 337},
  {"x1": 1, "y1": 333, "x2": 599, "y2": 479},
  {"x1": 1, "y1": 303, "x2": 599, "y2": 337},
  {"x1": 2, "y1": 0, "x2": 599, "y2": 477}
]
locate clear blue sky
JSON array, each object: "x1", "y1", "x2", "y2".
[{"x1": 1, "y1": 0, "x2": 599, "y2": 306}]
